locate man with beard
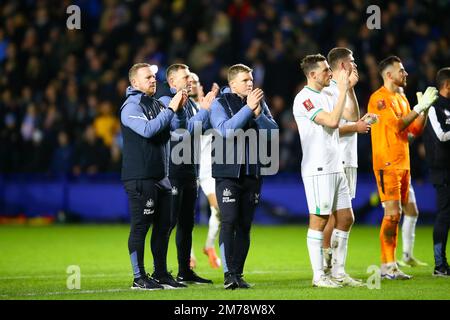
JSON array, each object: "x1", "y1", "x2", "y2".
[
  {"x1": 120, "y1": 63, "x2": 186, "y2": 290},
  {"x1": 158, "y1": 64, "x2": 216, "y2": 285},
  {"x1": 368, "y1": 56, "x2": 438, "y2": 279},
  {"x1": 293, "y1": 54, "x2": 359, "y2": 288}
]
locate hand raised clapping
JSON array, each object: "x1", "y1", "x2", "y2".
[
  {"x1": 247, "y1": 88, "x2": 264, "y2": 112},
  {"x1": 169, "y1": 89, "x2": 188, "y2": 112}
]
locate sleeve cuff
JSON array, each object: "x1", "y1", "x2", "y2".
[
  {"x1": 254, "y1": 113, "x2": 264, "y2": 121},
  {"x1": 310, "y1": 108, "x2": 323, "y2": 121},
  {"x1": 243, "y1": 105, "x2": 255, "y2": 116}
]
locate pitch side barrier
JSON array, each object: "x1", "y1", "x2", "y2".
[{"x1": 0, "y1": 174, "x2": 438, "y2": 224}]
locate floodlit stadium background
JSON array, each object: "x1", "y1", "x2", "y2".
[{"x1": 0, "y1": 0, "x2": 449, "y2": 223}]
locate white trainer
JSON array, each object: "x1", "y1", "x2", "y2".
[
  {"x1": 381, "y1": 265, "x2": 413, "y2": 280},
  {"x1": 332, "y1": 273, "x2": 366, "y2": 287},
  {"x1": 312, "y1": 275, "x2": 343, "y2": 288}
]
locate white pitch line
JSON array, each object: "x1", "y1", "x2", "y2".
[
  {"x1": 0, "y1": 269, "x2": 304, "y2": 281},
  {"x1": 0, "y1": 273, "x2": 128, "y2": 280},
  {"x1": 10, "y1": 271, "x2": 283, "y2": 280},
  {"x1": 0, "y1": 270, "x2": 307, "y2": 298},
  {"x1": 0, "y1": 288, "x2": 130, "y2": 298},
  {"x1": 0, "y1": 270, "x2": 301, "y2": 281}
]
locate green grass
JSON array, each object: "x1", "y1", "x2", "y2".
[{"x1": 0, "y1": 224, "x2": 449, "y2": 300}]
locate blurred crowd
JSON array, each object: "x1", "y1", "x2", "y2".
[{"x1": 1, "y1": 0, "x2": 449, "y2": 181}]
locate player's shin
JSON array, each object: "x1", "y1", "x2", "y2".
[
  {"x1": 331, "y1": 229, "x2": 349, "y2": 277},
  {"x1": 307, "y1": 229, "x2": 325, "y2": 281},
  {"x1": 402, "y1": 215, "x2": 417, "y2": 260},
  {"x1": 380, "y1": 215, "x2": 400, "y2": 264}
]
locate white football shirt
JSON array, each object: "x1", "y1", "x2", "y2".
[
  {"x1": 198, "y1": 134, "x2": 212, "y2": 179},
  {"x1": 293, "y1": 86, "x2": 344, "y2": 177},
  {"x1": 322, "y1": 80, "x2": 358, "y2": 168}
]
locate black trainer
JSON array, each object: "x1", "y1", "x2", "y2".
[
  {"x1": 433, "y1": 264, "x2": 450, "y2": 277},
  {"x1": 152, "y1": 272, "x2": 187, "y2": 289},
  {"x1": 224, "y1": 272, "x2": 238, "y2": 290},
  {"x1": 131, "y1": 275, "x2": 164, "y2": 290},
  {"x1": 236, "y1": 274, "x2": 251, "y2": 289},
  {"x1": 177, "y1": 270, "x2": 213, "y2": 284}
]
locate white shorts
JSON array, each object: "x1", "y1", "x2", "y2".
[
  {"x1": 199, "y1": 176, "x2": 216, "y2": 196},
  {"x1": 303, "y1": 172, "x2": 352, "y2": 216},
  {"x1": 344, "y1": 167, "x2": 357, "y2": 199}
]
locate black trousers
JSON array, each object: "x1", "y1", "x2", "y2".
[
  {"x1": 169, "y1": 177, "x2": 198, "y2": 274},
  {"x1": 124, "y1": 177, "x2": 172, "y2": 279},
  {"x1": 216, "y1": 175, "x2": 262, "y2": 276},
  {"x1": 433, "y1": 183, "x2": 450, "y2": 267}
]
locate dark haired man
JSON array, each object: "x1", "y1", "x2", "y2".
[
  {"x1": 368, "y1": 56, "x2": 438, "y2": 279},
  {"x1": 423, "y1": 67, "x2": 450, "y2": 277},
  {"x1": 293, "y1": 54, "x2": 361, "y2": 288}
]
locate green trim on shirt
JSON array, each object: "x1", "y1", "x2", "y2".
[
  {"x1": 310, "y1": 108, "x2": 323, "y2": 121},
  {"x1": 305, "y1": 86, "x2": 321, "y2": 94}
]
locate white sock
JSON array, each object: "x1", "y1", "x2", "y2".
[
  {"x1": 331, "y1": 229, "x2": 338, "y2": 249},
  {"x1": 402, "y1": 215, "x2": 417, "y2": 260},
  {"x1": 322, "y1": 247, "x2": 332, "y2": 269},
  {"x1": 323, "y1": 229, "x2": 337, "y2": 267},
  {"x1": 307, "y1": 229, "x2": 324, "y2": 282},
  {"x1": 205, "y1": 206, "x2": 220, "y2": 249},
  {"x1": 331, "y1": 229, "x2": 349, "y2": 277}
]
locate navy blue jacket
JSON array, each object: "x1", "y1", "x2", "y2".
[
  {"x1": 120, "y1": 86, "x2": 184, "y2": 181},
  {"x1": 423, "y1": 94, "x2": 450, "y2": 184},
  {"x1": 209, "y1": 87, "x2": 278, "y2": 178},
  {"x1": 159, "y1": 87, "x2": 210, "y2": 179}
]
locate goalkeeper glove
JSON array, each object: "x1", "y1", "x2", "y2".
[{"x1": 413, "y1": 86, "x2": 438, "y2": 114}]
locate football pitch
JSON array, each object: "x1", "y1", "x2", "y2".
[{"x1": 0, "y1": 224, "x2": 449, "y2": 300}]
